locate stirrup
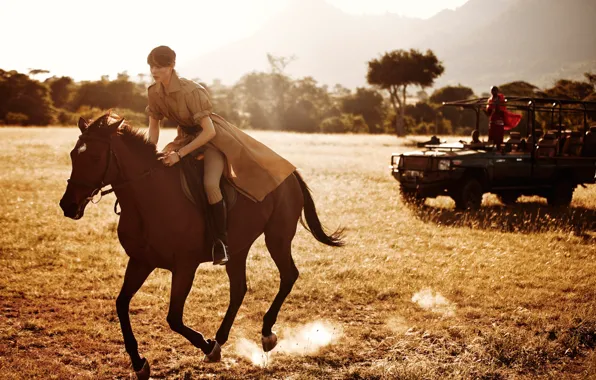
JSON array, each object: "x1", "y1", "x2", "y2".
[{"x1": 212, "y1": 239, "x2": 229, "y2": 265}]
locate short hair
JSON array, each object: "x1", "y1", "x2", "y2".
[{"x1": 147, "y1": 46, "x2": 176, "y2": 67}]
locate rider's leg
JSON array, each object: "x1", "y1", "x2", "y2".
[{"x1": 204, "y1": 147, "x2": 228, "y2": 265}]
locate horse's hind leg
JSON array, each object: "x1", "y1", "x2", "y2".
[
  {"x1": 166, "y1": 266, "x2": 213, "y2": 356},
  {"x1": 215, "y1": 246, "x2": 250, "y2": 346},
  {"x1": 116, "y1": 258, "x2": 155, "y2": 374},
  {"x1": 261, "y1": 232, "x2": 299, "y2": 351}
]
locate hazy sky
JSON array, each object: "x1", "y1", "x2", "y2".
[{"x1": 1, "y1": 0, "x2": 469, "y2": 82}]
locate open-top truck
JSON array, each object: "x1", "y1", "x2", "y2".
[{"x1": 391, "y1": 97, "x2": 596, "y2": 210}]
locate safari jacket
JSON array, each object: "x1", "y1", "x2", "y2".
[{"x1": 146, "y1": 72, "x2": 295, "y2": 202}]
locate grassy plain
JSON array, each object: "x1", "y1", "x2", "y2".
[{"x1": 0, "y1": 127, "x2": 595, "y2": 379}]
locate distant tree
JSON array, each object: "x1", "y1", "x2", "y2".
[
  {"x1": 207, "y1": 79, "x2": 243, "y2": 126},
  {"x1": 267, "y1": 53, "x2": 297, "y2": 75},
  {"x1": 320, "y1": 114, "x2": 369, "y2": 134},
  {"x1": 0, "y1": 69, "x2": 55, "y2": 125},
  {"x1": 367, "y1": 49, "x2": 444, "y2": 136},
  {"x1": 585, "y1": 72, "x2": 596, "y2": 88},
  {"x1": 340, "y1": 87, "x2": 386, "y2": 133},
  {"x1": 284, "y1": 77, "x2": 333, "y2": 132},
  {"x1": 498, "y1": 81, "x2": 540, "y2": 97},
  {"x1": 234, "y1": 71, "x2": 292, "y2": 129},
  {"x1": 429, "y1": 85, "x2": 474, "y2": 104},
  {"x1": 45, "y1": 76, "x2": 74, "y2": 109},
  {"x1": 546, "y1": 79, "x2": 594, "y2": 100},
  {"x1": 427, "y1": 86, "x2": 477, "y2": 133},
  {"x1": 416, "y1": 90, "x2": 429, "y2": 102},
  {"x1": 283, "y1": 98, "x2": 319, "y2": 133},
  {"x1": 28, "y1": 68, "x2": 50, "y2": 77},
  {"x1": 405, "y1": 102, "x2": 436, "y2": 125},
  {"x1": 116, "y1": 71, "x2": 130, "y2": 81},
  {"x1": 69, "y1": 75, "x2": 146, "y2": 113},
  {"x1": 245, "y1": 99, "x2": 271, "y2": 130},
  {"x1": 331, "y1": 84, "x2": 351, "y2": 98}
]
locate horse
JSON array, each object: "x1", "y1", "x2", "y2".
[{"x1": 59, "y1": 114, "x2": 344, "y2": 379}]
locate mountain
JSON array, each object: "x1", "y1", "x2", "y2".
[{"x1": 180, "y1": 0, "x2": 596, "y2": 93}]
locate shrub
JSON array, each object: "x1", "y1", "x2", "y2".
[{"x1": 4, "y1": 112, "x2": 29, "y2": 126}]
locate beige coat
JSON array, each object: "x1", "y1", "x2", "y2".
[{"x1": 146, "y1": 72, "x2": 295, "y2": 202}]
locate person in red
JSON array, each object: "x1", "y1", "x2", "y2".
[{"x1": 485, "y1": 86, "x2": 521, "y2": 148}]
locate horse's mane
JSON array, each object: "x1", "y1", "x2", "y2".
[{"x1": 89, "y1": 113, "x2": 159, "y2": 160}]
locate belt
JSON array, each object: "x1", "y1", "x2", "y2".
[{"x1": 180, "y1": 125, "x2": 200, "y2": 135}]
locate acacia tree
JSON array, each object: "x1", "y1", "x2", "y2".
[
  {"x1": 497, "y1": 81, "x2": 540, "y2": 97},
  {"x1": 367, "y1": 49, "x2": 444, "y2": 136},
  {"x1": 429, "y1": 85, "x2": 474, "y2": 104}
]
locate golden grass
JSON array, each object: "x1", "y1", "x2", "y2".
[{"x1": 1, "y1": 128, "x2": 595, "y2": 379}]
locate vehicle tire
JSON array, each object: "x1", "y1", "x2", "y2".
[
  {"x1": 454, "y1": 178, "x2": 483, "y2": 210},
  {"x1": 400, "y1": 186, "x2": 426, "y2": 207},
  {"x1": 497, "y1": 191, "x2": 520, "y2": 206},
  {"x1": 546, "y1": 180, "x2": 574, "y2": 207}
]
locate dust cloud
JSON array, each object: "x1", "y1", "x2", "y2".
[
  {"x1": 412, "y1": 289, "x2": 456, "y2": 317},
  {"x1": 234, "y1": 321, "x2": 342, "y2": 367}
]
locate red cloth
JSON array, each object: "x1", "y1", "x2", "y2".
[
  {"x1": 503, "y1": 112, "x2": 522, "y2": 131},
  {"x1": 487, "y1": 93, "x2": 522, "y2": 131},
  {"x1": 488, "y1": 122, "x2": 504, "y2": 145}
]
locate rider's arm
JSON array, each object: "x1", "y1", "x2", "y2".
[
  {"x1": 177, "y1": 117, "x2": 216, "y2": 157},
  {"x1": 177, "y1": 87, "x2": 216, "y2": 158},
  {"x1": 147, "y1": 116, "x2": 160, "y2": 145}
]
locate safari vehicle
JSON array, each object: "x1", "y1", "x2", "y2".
[{"x1": 390, "y1": 97, "x2": 596, "y2": 210}]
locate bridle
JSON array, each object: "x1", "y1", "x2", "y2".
[{"x1": 67, "y1": 133, "x2": 155, "y2": 213}]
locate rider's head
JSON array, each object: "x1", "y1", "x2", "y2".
[
  {"x1": 490, "y1": 86, "x2": 499, "y2": 96},
  {"x1": 147, "y1": 46, "x2": 176, "y2": 85}
]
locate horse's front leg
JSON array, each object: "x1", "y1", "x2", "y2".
[
  {"x1": 167, "y1": 265, "x2": 214, "y2": 358},
  {"x1": 116, "y1": 258, "x2": 155, "y2": 378},
  {"x1": 215, "y1": 247, "x2": 250, "y2": 346}
]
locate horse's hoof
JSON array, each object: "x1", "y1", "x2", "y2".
[
  {"x1": 262, "y1": 333, "x2": 278, "y2": 352},
  {"x1": 135, "y1": 358, "x2": 150, "y2": 380},
  {"x1": 204, "y1": 341, "x2": 222, "y2": 363}
]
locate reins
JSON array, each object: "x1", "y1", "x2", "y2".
[{"x1": 67, "y1": 133, "x2": 160, "y2": 215}]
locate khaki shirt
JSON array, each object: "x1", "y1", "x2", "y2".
[
  {"x1": 146, "y1": 72, "x2": 296, "y2": 202},
  {"x1": 147, "y1": 72, "x2": 213, "y2": 150}
]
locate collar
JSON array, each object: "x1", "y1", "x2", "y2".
[{"x1": 158, "y1": 71, "x2": 182, "y2": 97}]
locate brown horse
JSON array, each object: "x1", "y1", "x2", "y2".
[{"x1": 59, "y1": 114, "x2": 343, "y2": 379}]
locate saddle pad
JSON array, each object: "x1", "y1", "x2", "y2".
[{"x1": 180, "y1": 170, "x2": 237, "y2": 210}]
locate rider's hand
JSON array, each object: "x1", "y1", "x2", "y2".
[{"x1": 161, "y1": 151, "x2": 181, "y2": 167}]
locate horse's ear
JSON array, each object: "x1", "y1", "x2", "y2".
[
  {"x1": 78, "y1": 117, "x2": 89, "y2": 133},
  {"x1": 108, "y1": 118, "x2": 126, "y2": 134}
]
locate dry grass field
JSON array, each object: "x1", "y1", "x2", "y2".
[{"x1": 1, "y1": 127, "x2": 595, "y2": 379}]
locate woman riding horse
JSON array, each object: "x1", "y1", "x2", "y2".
[{"x1": 147, "y1": 45, "x2": 296, "y2": 265}]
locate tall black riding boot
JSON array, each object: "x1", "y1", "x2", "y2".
[{"x1": 209, "y1": 199, "x2": 229, "y2": 265}]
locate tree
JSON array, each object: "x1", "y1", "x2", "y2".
[
  {"x1": 45, "y1": 76, "x2": 74, "y2": 109},
  {"x1": 584, "y1": 72, "x2": 596, "y2": 88},
  {"x1": 405, "y1": 102, "x2": 436, "y2": 125},
  {"x1": 367, "y1": 49, "x2": 444, "y2": 136},
  {"x1": 267, "y1": 53, "x2": 297, "y2": 75},
  {"x1": 341, "y1": 87, "x2": 386, "y2": 133},
  {"x1": 546, "y1": 79, "x2": 594, "y2": 100},
  {"x1": 284, "y1": 77, "x2": 333, "y2": 132},
  {"x1": 416, "y1": 90, "x2": 429, "y2": 102},
  {"x1": 234, "y1": 71, "x2": 292, "y2": 130},
  {"x1": 28, "y1": 68, "x2": 49, "y2": 78},
  {"x1": 0, "y1": 69, "x2": 55, "y2": 125},
  {"x1": 498, "y1": 81, "x2": 540, "y2": 97},
  {"x1": 69, "y1": 76, "x2": 146, "y2": 113},
  {"x1": 429, "y1": 85, "x2": 474, "y2": 104}
]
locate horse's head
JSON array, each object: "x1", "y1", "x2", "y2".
[{"x1": 59, "y1": 114, "x2": 125, "y2": 219}]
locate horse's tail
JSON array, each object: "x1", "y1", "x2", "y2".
[{"x1": 293, "y1": 171, "x2": 345, "y2": 247}]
